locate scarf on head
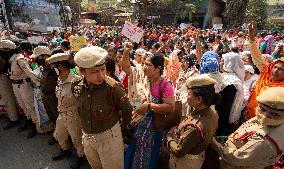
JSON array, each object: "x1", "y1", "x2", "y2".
[
  {"x1": 200, "y1": 51, "x2": 220, "y2": 74},
  {"x1": 222, "y1": 52, "x2": 245, "y2": 82},
  {"x1": 247, "y1": 57, "x2": 284, "y2": 119},
  {"x1": 264, "y1": 35, "x2": 273, "y2": 54}
]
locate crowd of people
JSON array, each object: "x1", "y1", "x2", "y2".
[{"x1": 0, "y1": 21, "x2": 283, "y2": 169}]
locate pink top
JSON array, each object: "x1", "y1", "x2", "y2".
[{"x1": 150, "y1": 79, "x2": 175, "y2": 100}]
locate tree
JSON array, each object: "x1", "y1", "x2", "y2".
[
  {"x1": 245, "y1": 0, "x2": 268, "y2": 30},
  {"x1": 224, "y1": 0, "x2": 249, "y2": 28},
  {"x1": 157, "y1": 0, "x2": 199, "y2": 19}
]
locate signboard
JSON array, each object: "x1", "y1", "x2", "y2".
[
  {"x1": 121, "y1": 21, "x2": 144, "y2": 43},
  {"x1": 213, "y1": 24, "x2": 223, "y2": 30},
  {"x1": 180, "y1": 23, "x2": 190, "y2": 30},
  {"x1": 47, "y1": 27, "x2": 61, "y2": 32},
  {"x1": 69, "y1": 35, "x2": 87, "y2": 52},
  {"x1": 27, "y1": 36, "x2": 44, "y2": 44}
]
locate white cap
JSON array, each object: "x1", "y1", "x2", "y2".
[
  {"x1": 244, "y1": 65, "x2": 254, "y2": 74},
  {"x1": 0, "y1": 40, "x2": 16, "y2": 49},
  {"x1": 30, "y1": 46, "x2": 52, "y2": 58},
  {"x1": 135, "y1": 48, "x2": 146, "y2": 57},
  {"x1": 74, "y1": 46, "x2": 108, "y2": 68},
  {"x1": 46, "y1": 53, "x2": 69, "y2": 64}
]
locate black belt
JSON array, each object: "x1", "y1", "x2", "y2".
[{"x1": 11, "y1": 78, "x2": 31, "y2": 84}]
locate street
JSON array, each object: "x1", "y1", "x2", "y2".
[{"x1": 0, "y1": 115, "x2": 91, "y2": 169}]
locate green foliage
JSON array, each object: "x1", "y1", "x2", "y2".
[
  {"x1": 245, "y1": 0, "x2": 268, "y2": 30},
  {"x1": 81, "y1": 0, "x2": 89, "y2": 9},
  {"x1": 156, "y1": 0, "x2": 201, "y2": 19},
  {"x1": 264, "y1": 17, "x2": 282, "y2": 31},
  {"x1": 224, "y1": 0, "x2": 249, "y2": 28}
]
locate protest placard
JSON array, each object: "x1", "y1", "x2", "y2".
[
  {"x1": 27, "y1": 36, "x2": 44, "y2": 44},
  {"x1": 69, "y1": 35, "x2": 87, "y2": 52},
  {"x1": 47, "y1": 27, "x2": 61, "y2": 32},
  {"x1": 213, "y1": 24, "x2": 223, "y2": 30},
  {"x1": 121, "y1": 21, "x2": 144, "y2": 43},
  {"x1": 180, "y1": 23, "x2": 190, "y2": 30}
]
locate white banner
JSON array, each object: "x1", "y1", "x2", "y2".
[
  {"x1": 27, "y1": 36, "x2": 44, "y2": 44},
  {"x1": 213, "y1": 24, "x2": 223, "y2": 30},
  {"x1": 47, "y1": 27, "x2": 61, "y2": 32}
]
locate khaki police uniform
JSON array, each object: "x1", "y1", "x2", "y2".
[
  {"x1": 46, "y1": 53, "x2": 84, "y2": 157},
  {"x1": 9, "y1": 52, "x2": 38, "y2": 125},
  {"x1": 0, "y1": 40, "x2": 18, "y2": 122},
  {"x1": 213, "y1": 87, "x2": 284, "y2": 169},
  {"x1": 167, "y1": 107, "x2": 219, "y2": 169},
  {"x1": 73, "y1": 46, "x2": 133, "y2": 169},
  {"x1": 166, "y1": 76, "x2": 219, "y2": 169}
]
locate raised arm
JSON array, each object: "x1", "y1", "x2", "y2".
[
  {"x1": 194, "y1": 29, "x2": 202, "y2": 63},
  {"x1": 155, "y1": 40, "x2": 171, "y2": 55},
  {"x1": 248, "y1": 23, "x2": 266, "y2": 71},
  {"x1": 121, "y1": 42, "x2": 133, "y2": 75}
]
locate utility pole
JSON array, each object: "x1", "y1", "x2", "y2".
[
  {"x1": 0, "y1": 0, "x2": 9, "y2": 30},
  {"x1": 60, "y1": 0, "x2": 67, "y2": 31}
]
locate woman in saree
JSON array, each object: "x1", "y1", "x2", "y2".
[
  {"x1": 246, "y1": 23, "x2": 284, "y2": 119},
  {"x1": 123, "y1": 42, "x2": 175, "y2": 169}
]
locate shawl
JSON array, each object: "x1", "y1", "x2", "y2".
[
  {"x1": 221, "y1": 72, "x2": 244, "y2": 124},
  {"x1": 247, "y1": 57, "x2": 284, "y2": 119},
  {"x1": 221, "y1": 53, "x2": 245, "y2": 124},
  {"x1": 222, "y1": 52, "x2": 245, "y2": 83}
]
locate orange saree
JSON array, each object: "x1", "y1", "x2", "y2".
[{"x1": 246, "y1": 57, "x2": 284, "y2": 119}]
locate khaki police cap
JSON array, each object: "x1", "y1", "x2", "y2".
[
  {"x1": 46, "y1": 53, "x2": 69, "y2": 64},
  {"x1": 74, "y1": 46, "x2": 108, "y2": 68},
  {"x1": 186, "y1": 76, "x2": 216, "y2": 89},
  {"x1": 30, "y1": 46, "x2": 52, "y2": 58},
  {"x1": 0, "y1": 40, "x2": 16, "y2": 49},
  {"x1": 257, "y1": 87, "x2": 284, "y2": 111}
]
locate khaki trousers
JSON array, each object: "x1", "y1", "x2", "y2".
[
  {"x1": 169, "y1": 152, "x2": 205, "y2": 169},
  {"x1": 53, "y1": 111, "x2": 84, "y2": 156},
  {"x1": 12, "y1": 81, "x2": 36, "y2": 122},
  {"x1": 12, "y1": 81, "x2": 50, "y2": 133},
  {"x1": 82, "y1": 122, "x2": 124, "y2": 169},
  {"x1": 0, "y1": 74, "x2": 18, "y2": 121}
]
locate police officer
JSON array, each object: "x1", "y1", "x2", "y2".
[
  {"x1": 72, "y1": 46, "x2": 133, "y2": 169},
  {"x1": 9, "y1": 41, "x2": 40, "y2": 138},
  {"x1": 41, "y1": 48, "x2": 61, "y2": 145},
  {"x1": 212, "y1": 87, "x2": 284, "y2": 169},
  {"x1": 0, "y1": 40, "x2": 19, "y2": 129},
  {"x1": 166, "y1": 76, "x2": 219, "y2": 169},
  {"x1": 46, "y1": 53, "x2": 85, "y2": 169}
]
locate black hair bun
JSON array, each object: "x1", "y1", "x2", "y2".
[{"x1": 212, "y1": 93, "x2": 222, "y2": 105}]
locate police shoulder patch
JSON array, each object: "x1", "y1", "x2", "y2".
[
  {"x1": 105, "y1": 76, "x2": 118, "y2": 87},
  {"x1": 71, "y1": 77, "x2": 84, "y2": 98}
]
